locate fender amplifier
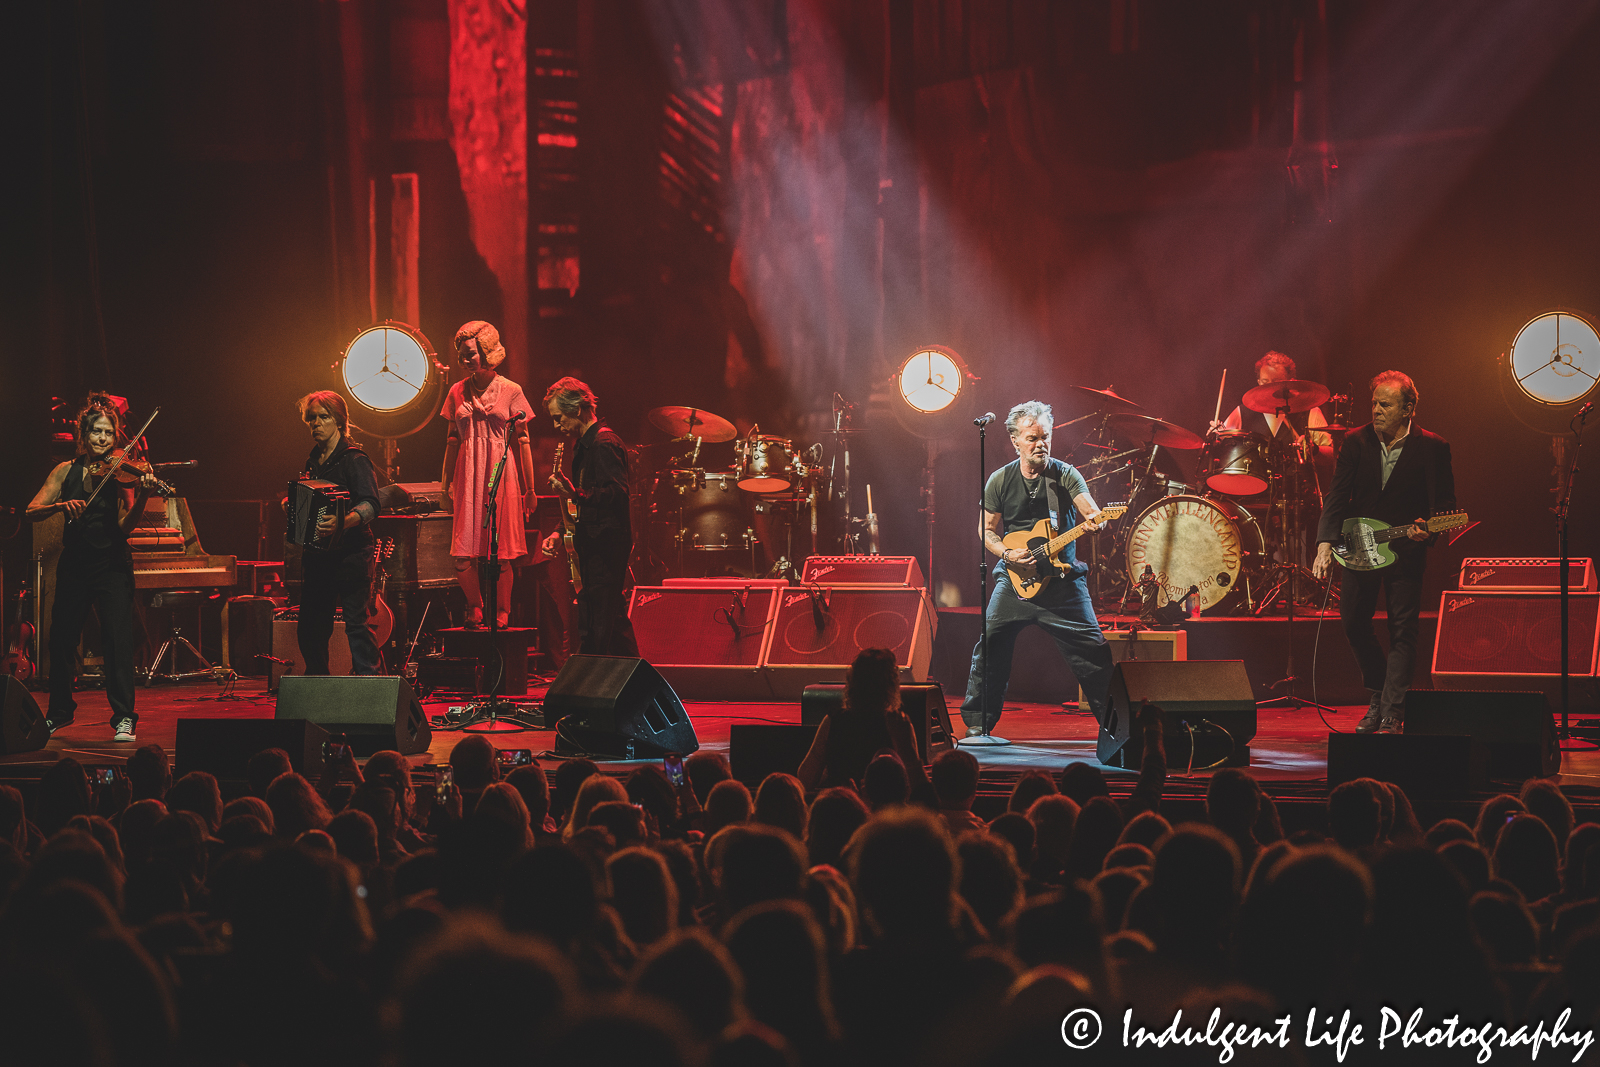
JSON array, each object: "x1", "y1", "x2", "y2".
[
  {"x1": 630, "y1": 583, "x2": 780, "y2": 699},
  {"x1": 1433, "y1": 590, "x2": 1600, "y2": 703},
  {"x1": 1459, "y1": 558, "x2": 1596, "y2": 592},
  {"x1": 763, "y1": 586, "x2": 934, "y2": 698},
  {"x1": 800, "y1": 556, "x2": 924, "y2": 587}
]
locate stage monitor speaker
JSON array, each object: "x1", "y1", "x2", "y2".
[
  {"x1": 1098, "y1": 660, "x2": 1256, "y2": 769},
  {"x1": 176, "y1": 718, "x2": 330, "y2": 782},
  {"x1": 763, "y1": 586, "x2": 934, "y2": 698},
  {"x1": 800, "y1": 555, "x2": 924, "y2": 587},
  {"x1": 729, "y1": 723, "x2": 819, "y2": 787},
  {"x1": 1459, "y1": 558, "x2": 1596, "y2": 592},
  {"x1": 547, "y1": 655, "x2": 699, "y2": 759},
  {"x1": 1432, "y1": 591, "x2": 1600, "y2": 704},
  {"x1": 274, "y1": 675, "x2": 431, "y2": 756},
  {"x1": 1404, "y1": 688, "x2": 1559, "y2": 779},
  {"x1": 629, "y1": 583, "x2": 780, "y2": 699},
  {"x1": 1327, "y1": 733, "x2": 1487, "y2": 798},
  {"x1": 1, "y1": 676, "x2": 49, "y2": 756},
  {"x1": 800, "y1": 682, "x2": 955, "y2": 762}
]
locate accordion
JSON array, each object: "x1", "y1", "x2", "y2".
[{"x1": 287, "y1": 479, "x2": 351, "y2": 551}]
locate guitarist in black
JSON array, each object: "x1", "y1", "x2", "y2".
[
  {"x1": 542, "y1": 376, "x2": 639, "y2": 657},
  {"x1": 959, "y1": 401, "x2": 1115, "y2": 741},
  {"x1": 1312, "y1": 371, "x2": 1456, "y2": 734}
]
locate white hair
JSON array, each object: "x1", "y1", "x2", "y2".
[{"x1": 1005, "y1": 401, "x2": 1054, "y2": 436}]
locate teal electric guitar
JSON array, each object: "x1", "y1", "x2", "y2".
[{"x1": 1330, "y1": 511, "x2": 1469, "y2": 571}]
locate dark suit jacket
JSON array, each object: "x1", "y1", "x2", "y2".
[{"x1": 1316, "y1": 423, "x2": 1456, "y2": 554}]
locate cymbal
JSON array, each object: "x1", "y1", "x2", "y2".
[
  {"x1": 1107, "y1": 413, "x2": 1203, "y2": 450},
  {"x1": 1242, "y1": 379, "x2": 1330, "y2": 415},
  {"x1": 647, "y1": 406, "x2": 737, "y2": 443},
  {"x1": 1070, "y1": 385, "x2": 1143, "y2": 412}
]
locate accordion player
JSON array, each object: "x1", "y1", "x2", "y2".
[{"x1": 286, "y1": 478, "x2": 352, "y2": 551}]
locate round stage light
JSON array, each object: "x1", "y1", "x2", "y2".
[
  {"x1": 1509, "y1": 311, "x2": 1600, "y2": 407},
  {"x1": 897, "y1": 346, "x2": 967, "y2": 414},
  {"x1": 338, "y1": 321, "x2": 446, "y2": 440}
]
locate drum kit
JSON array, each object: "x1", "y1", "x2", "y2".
[
  {"x1": 1064, "y1": 378, "x2": 1352, "y2": 616},
  {"x1": 641, "y1": 405, "x2": 839, "y2": 580}
]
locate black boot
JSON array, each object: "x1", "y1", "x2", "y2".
[{"x1": 1355, "y1": 691, "x2": 1382, "y2": 733}]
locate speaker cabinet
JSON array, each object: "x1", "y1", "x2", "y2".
[
  {"x1": 630, "y1": 583, "x2": 781, "y2": 699},
  {"x1": 800, "y1": 682, "x2": 955, "y2": 762},
  {"x1": 222, "y1": 595, "x2": 275, "y2": 676},
  {"x1": 176, "y1": 718, "x2": 330, "y2": 782},
  {"x1": 800, "y1": 556, "x2": 924, "y2": 587},
  {"x1": 1404, "y1": 688, "x2": 1559, "y2": 779},
  {"x1": 1327, "y1": 733, "x2": 1487, "y2": 798},
  {"x1": 729, "y1": 724, "x2": 818, "y2": 787},
  {"x1": 547, "y1": 656, "x2": 699, "y2": 759},
  {"x1": 1433, "y1": 591, "x2": 1600, "y2": 704},
  {"x1": 271, "y1": 613, "x2": 352, "y2": 689},
  {"x1": 763, "y1": 587, "x2": 934, "y2": 698},
  {"x1": 1459, "y1": 558, "x2": 1596, "y2": 592},
  {"x1": 1098, "y1": 660, "x2": 1256, "y2": 769},
  {"x1": 1, "y1": 676, "x2": 49, "y2": 756},
  {"x1": 274, "y1": 675, "x2": 431, "y2": 756}
]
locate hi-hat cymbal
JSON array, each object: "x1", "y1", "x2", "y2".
[
  {"x1": 1070, "y1": 385, "x2": 1144, "y2": 412},
  {"x1": 1242, "y1": 379, "x2": 1330, "y2": 415},
  {"x1": 1107, "y1": 413, "x2": 1203, "y2": 450},
  {"x1": 647, "y1": 406, "x2": 737, "y2": 443}
]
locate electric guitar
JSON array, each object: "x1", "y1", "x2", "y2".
[
  {"x1": 1330, "y1": 510, "x2": 1470, "y2": 571},
  {"x1": 1002, "y1": 504, "x2": 1128, "y2": 600},
  {"x1": 551, "y1": 442, "x2": 583, "y2": 594}
]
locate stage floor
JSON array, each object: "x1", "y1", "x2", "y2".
[{"x1": 12, "y1": 677, "x2": 1600, "y2": 808}]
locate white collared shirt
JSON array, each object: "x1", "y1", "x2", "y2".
[{"x1": 1379, "y1": 421, "x2": 1412, "y2": 488}]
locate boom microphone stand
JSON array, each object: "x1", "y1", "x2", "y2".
[
  {"x1": 1558, "y1": 402, "x2": 1592, "y2": 745},
  {"x1": 961, "y1": 412, "x2": 1010, "y2": 747},
  {"x1": 457, "y1": 412, "x2": 528, "y2": 731}
]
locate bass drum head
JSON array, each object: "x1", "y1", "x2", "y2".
[{"x1": 1124, "y1": 495, "x2": 1262, "y2": 613}]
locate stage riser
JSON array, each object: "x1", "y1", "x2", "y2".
[{"x1": 931, "y1": 610, "x2": 1437, "y2": 707}]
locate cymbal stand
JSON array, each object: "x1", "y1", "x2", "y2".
[{"x1": 1255, "y1": 416, "x2": 1338, "y2": 713}]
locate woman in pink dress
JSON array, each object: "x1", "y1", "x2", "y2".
[{"x1": 439, "y1": 321, "x2": 537, "y2": 627}]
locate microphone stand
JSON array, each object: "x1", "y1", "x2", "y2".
[
  {"x1": 461, "y1": 415, "x2": 525, "y2": 730},
  {"x1": 1558, "y1": 404, "x2": 1592, "y2": 747},
  {"x1": 962, "y1": 414, "x2": 1010, "y2": 746}
]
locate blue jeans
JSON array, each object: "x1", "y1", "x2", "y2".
[{"x1": 960, "y1": 567, "x2": 1114, "y2": 732}]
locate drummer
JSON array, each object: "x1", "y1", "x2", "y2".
[{"x1": 1211, "y1": 351, "x2": 1334, "y2": 462}]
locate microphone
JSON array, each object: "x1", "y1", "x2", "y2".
[
  {"x1": 1580, "y1": 401, "x2": 1595, "y2": 418},
  {"x1": 974, "y1": 412, "x2": 996, "y2": 427},
  {"x1": 510, "y1": 411, "x2": 527, "y2": 422},
  {"x1": 810, "y1": 586, "x2": 831, "y2": 630}
]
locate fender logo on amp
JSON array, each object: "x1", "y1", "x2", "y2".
[
  {"x1": 637, "y1": 592, "x2": 664, "y2": 606},
  {"x1": 810, "y1": 566, "x2": 836, "y2": 578},
  {"x1": 785, "y1": 593, "x2": 813, "y2": 607},
  {"x1": 1447, "y1": 597, "x2": 1476, "y2": 611},
  {"x1": 1463, "y1": 570, "x2": 1495, "y2": 585}
]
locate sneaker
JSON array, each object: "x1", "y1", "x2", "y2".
[
  {"x1": 1376, "y1": 715, "x2": 1402, "y2": 735},
  {"x1": 112, "y1": 717, "x2": 137, "y2": 742},
  {"x1": 44, "y1": 716, "x2": 72, "y2": 737}
]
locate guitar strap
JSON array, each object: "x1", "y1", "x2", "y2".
[{"x1": 1043, "y1": 463, "x2": 1089, "y2": 579}]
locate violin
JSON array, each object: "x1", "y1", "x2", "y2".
[{"x1": 86, "y1": 448, "x2": 178, "y2": 497}]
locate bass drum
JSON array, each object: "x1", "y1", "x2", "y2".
[{"x1": 1124, "y1": 495, "x2": 1263, "y2": 613}]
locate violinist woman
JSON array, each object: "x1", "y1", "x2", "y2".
[
  {"x1": 25, "y1": 397, "x2": 162, "y2": 742},
  {"x1": 439, "y1": 321, "x2": 537, "y2": 628}
]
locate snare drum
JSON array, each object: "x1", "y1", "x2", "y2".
[
  {"x1": 1201, "y1": 431, "x2": 1271, "y2": 496},
  {"x1": 1124, "y1": 495, "x2": 1263, "y2": 613},
  {"x1": 738, "y1": 436, "x2": 794, "y2": 493}
]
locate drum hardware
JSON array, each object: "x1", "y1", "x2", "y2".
[
  {"x1": 1201, "y1": 430, "x2": 1272, "y2": 496},
  {"x1": 1106, "y1": 413, "x2": 1205, "y2": 451}
]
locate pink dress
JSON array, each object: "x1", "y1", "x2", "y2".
[{"x1": 443, "y1": 375, "x2": 531, "y2": 560}]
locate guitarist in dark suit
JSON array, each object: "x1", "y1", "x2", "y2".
[
  {"x1": 959, "y1": 401, "x2": 1115, "y2": 742},
  {"x1": 542, "y1": 376, "x2": 639, "y2": 657},
  {"x1": 1313, "y1": 371, "x2": 1456, "y2": 734}
]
